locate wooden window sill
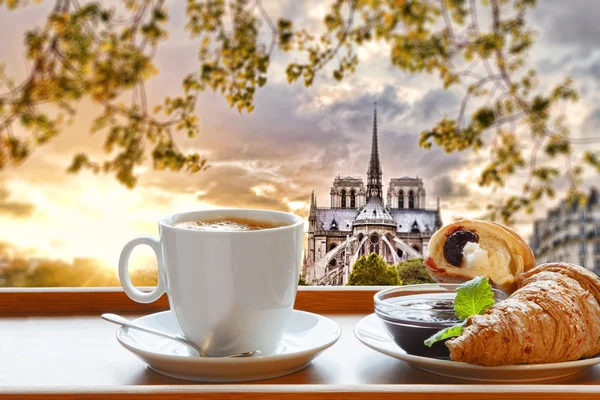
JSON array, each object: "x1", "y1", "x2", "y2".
[{"x1": 0, "y1": 287, "x2": 599, "y2": 399}]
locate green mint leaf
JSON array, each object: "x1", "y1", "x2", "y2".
[
  {"x1": 454, "y1": 276, "x2": 495, "y2": 320},
  {"x1": 424, "y1": 322, "x2": 466, "y2": 347}
]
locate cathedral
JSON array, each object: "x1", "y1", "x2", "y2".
[{"x1": 302, "y1": 103, "x2": 443, "y2": 286}]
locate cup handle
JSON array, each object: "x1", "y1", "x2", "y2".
[{"x1": 118, "y1": 236, "x2": 167, "y2": 304}]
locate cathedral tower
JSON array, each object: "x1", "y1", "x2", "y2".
[
  {"x1": 309, "y1": 190, "x2": 317, "y2": 230},
  {"x1": 366, "y1": 102, "x2": 383, "y2": 200}
]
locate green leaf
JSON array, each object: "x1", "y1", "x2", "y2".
[
  {"x1": 454, "y1": 276, "x2": 495, "y2": 320},
  {"x1": 424, "y1": 322, "x2": 466, "y2": 347}
]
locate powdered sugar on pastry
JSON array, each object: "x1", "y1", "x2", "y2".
[{"x1": 462, "y1": 242, "x2": 513, "y2": 286}]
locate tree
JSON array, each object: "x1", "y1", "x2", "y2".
[
  {"x1": 0, "y1": 256, "x2": 157, "y2": 287},
  {"x1": 347, "y1": 252, "x2": 401, "y2": 286},
  {"x1": 397, "y1": 258, "x2": 435, "y2": 285},
  {"x1": 298, "y1": 275, "x2": 308, "y2": 286},
  {"x1": 1, "y1": 0, "x2": 599, "y2": 220}
]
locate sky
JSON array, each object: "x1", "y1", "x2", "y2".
[{"x1": 0, "y1": 0, "x2": 599, "y2": 268}]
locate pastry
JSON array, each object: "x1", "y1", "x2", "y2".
[
  {"x1": 446, "y1": 263, "x2": 600, "y2": 366},
  {"x1": 424, "y1": 219, "x2": 535, "y2": 294}
]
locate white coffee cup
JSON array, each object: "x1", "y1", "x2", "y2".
[{"x1": 118, "y1": 209, "x2": 304, "y2": 356}]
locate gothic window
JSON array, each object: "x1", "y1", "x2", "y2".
[
  {"x1": 370, "y1": 243, "x2": 380, "y2": 254},
  {"x1": 408, "y1": 190, "x2": 415, "y2": 209},
  {"x1": 397, "y1": 248, "x2": 403, "y2": 258},
  {"x1": 580, "y1": 242, "x2": 587, "y2": 256},
  {"x1": 411, "y1": 221, "x2": 420, "y2": 233},
  {"x1": 331, "y1": 218, "x2": 338, "y2": 230},
  {"x1": 340, "y1": 189, "x2": 347, "y2": 208},
  {"x1": 350, "y1": 189, "x2": 356, "y2": 208},
  {"x1": 329, "y1": 243, "x2": 338, "y2": 252},
  {"x1": 369, "y1": 234, "x2": 380, "y2": 254},
  {"x1": 412, "y1": 244, "x2": 421, "y2": 253},
  {"x1": 398, "y1": 190, "x2": 405, "y2": 208}
]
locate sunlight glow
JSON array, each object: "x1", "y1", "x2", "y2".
[
  {"x1": 252, "y1": 184, "x2": 277, "y2": 196},
  {"x1": 286, "y1": 200, "x2": 307, "y2": 211}
]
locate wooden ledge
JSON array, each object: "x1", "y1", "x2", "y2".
[{"x1": 0, "y1": 286, "x2": 380, "y2": 316}]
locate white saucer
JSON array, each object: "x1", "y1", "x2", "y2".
[
  {"x1": 115, "y1": 310, "x2": 341, "y2": 382},
  {"x1": 354, "y1": 313, "x2": 600, "y2": 382}
]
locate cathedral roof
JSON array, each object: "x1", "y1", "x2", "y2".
[
  {"x1": 390, "y1": 176, "x2": 422, "y2": 184},
  {"x1": 315, "y1": 208, "x2": 358, "y2": 232},
  {"x1": 390, "y1": 209, "x2": 439, "y2": 233},
  {"x1": 353, "y1": 196, "x2": 396, "y2": 226}
]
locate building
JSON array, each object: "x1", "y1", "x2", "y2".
[
  {"x1": 530, "y1": 188, "x2": 600, "y2": 273},
  {"x1": 302, "y1": 103, "x2": 443, "y2": 286}
]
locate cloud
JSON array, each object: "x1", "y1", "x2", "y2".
[
  {"x1": 582, "y1": 108, "x2": 600, "y2": 135},
  {"x1": 532, "y1": 1, "x2": 600, "y2": 48},
  {"x1": 0, "y1": 186, "x2": 35, "y2": 218},
  {"x1": 411, "y1": 89, "x2": 459, "y2": 123},
  {"x1": 324, "y1": 85, "x2": 410, "y2": 133},
  {"x1": 195, "y1": 165, "x2": 308, "y2": 213},
  {"x1": 574, "y1": 61, "x2": 600, "y2": 82},
  {"x1": 431, "y1": 176, "x2": 470, "y2": 199}
]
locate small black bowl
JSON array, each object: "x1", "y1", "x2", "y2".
[{"x1": 374, "y1": 284, "x2": 508, "y2": 359}]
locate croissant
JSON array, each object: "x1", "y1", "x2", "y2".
[
  {"x1": 424, "y1": 219, "x2": 535, "y2": 294},
  {"x1": 446, "y1": 263, "x2": 600, "y2": 366}
]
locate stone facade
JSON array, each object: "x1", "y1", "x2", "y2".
[
  {"x1": 303, "y1": 103, "x2": 443, "y2": 286},
  {"x1": 387, "y1": 177, "x2": 426, "y2": 210},
  {"x1": 329, "y1": 176, "x2": 366, "y2": 208},
  {"x1": 530, "y1": 188, "x2": 600, "y2": 273}
]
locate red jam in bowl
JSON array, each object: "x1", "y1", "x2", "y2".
[{"x1": 374, "y1": 284, "x2": 508, "y2": 359}]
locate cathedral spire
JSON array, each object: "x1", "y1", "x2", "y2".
[
  {"x1": 309, "y1": 190, "x2": 317, "y2": 217},
  {"x1": 366, "y1": 101, "x2": 383, "y2": 201}
]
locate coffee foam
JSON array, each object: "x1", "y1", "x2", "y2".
[{"x1": 176, "y1": 220, "x2": 252, "y2": 231}]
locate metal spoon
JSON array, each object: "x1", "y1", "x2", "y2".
[{"x1": 101, "y1": 313, "x2": 260, "y2": 358}]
